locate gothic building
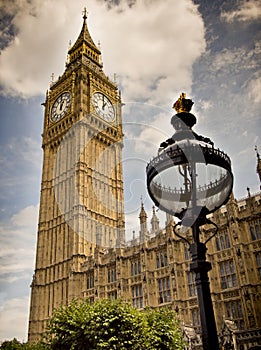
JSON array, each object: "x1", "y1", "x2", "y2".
[{"x1": 28, "y1": 10, "x2": 261, "y2": 348}]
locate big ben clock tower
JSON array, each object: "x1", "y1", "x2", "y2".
[{"x1": 28, "y1": 9, "x2": 125, "y2": 341}]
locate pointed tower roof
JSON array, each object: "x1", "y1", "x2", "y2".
[
  {"x1": 139, "y1": 199, "x2": 148, "y2": 222},
  {"x1": 151, "y1": 206, "x2": 159, "y2": 224},
  {"x1": 151, "y1": 206, "x2": 159, "y2": 235},
  {"x1": 68, "y1": 8, "x2": 101, "y2": 66},
  {"x1": 255, "y1": 146, "x2": 261, "y2": 184}
]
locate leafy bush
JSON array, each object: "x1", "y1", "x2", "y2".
[
  {"x1": 0, "y1": 339, "x2": 48, "y2": 350},
  {"x1": 1, "y1": 299, "x2": 186, "y2": 350},
  {"x1": 46, "y1": 298, "x2": 186, "y2": 349}
]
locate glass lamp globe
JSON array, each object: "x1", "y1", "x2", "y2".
[{"x1": 146, "y1": 93, "x2": 233, "y2": 226}]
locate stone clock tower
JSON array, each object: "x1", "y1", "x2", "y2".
[{"x1": 28, "y1": 10, "x2": 125, "y2": 341}]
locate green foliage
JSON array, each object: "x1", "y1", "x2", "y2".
[
  {"x1": 47, "y1": 299, "x2": 150, "y2": 350},
  {"x1": 46, "y1": 298, "x2": 185, "y2": 350},
  {"x1": 1, "y1": 301, "x2": 186, "y2": 350},
  {"x1": 144, "y1": 307, "x2": 186, "y2": 350},
  {"x1": 0, "y1": 338, "x2": 22, "y2": 350},
  {"x1": 0, "y1": 339, "x2": 49, "y2": 350}
]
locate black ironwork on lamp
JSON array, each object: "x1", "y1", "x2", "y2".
[{"x1": 146, "y1": 93, "x2": 233, "y2": 350}]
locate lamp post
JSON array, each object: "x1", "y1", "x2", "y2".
[{"x1": 146, "y1": 93, "x2": 233, "y2": 350}]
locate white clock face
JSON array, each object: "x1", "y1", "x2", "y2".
[
  {"x1": 92, "y1": 92, "x2": 115, "y2": 122},
  {"x1": 51, "y1": 92, "x2": 71, "y2": 122}
]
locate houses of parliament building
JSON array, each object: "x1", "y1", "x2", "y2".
[{"x1": 28, "y1": 9, "x2": 261, "y2": 349}]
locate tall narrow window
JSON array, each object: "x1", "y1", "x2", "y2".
[
  {"x1": 184, "y1": 245, "x2": 190, "y2": 260},
  {"x1": 249, "y1": 219, "x2": 261, "y2": 240},
  {"x1": 219, "y1": 260, "x2": 237, "y2": 289},
  {"x1": 256, "y1": 252, "x2": 261, "y2": 279},
  {"x1": 108, "y1": 265, "x2": 116, "y2": 283},
  {"x1": 225, "y1": 300, "x2": 244, "y2": 329},
  {"x1": 156, "y1": 251, "x2": 168, "y2": 268},
  {"x1": 215, "y1": 236, "x2": 220, "y2": 251},
  {"x1": 131, "y1": 260, "x2": 141, "y2": 276},
  {"x1": 108, "y1": 290, "x2": 117, "y2": 300},
  {"x1": 215, "y1": 231, "x2": 230, "y2": 251},
  {"x1": 250, "y1": 226, "x2": 256, "y2": 240},
  {"x1": 256, "y1": 223, "x2": 261, "y2": 239},
  {"x1": 158, "y1": 277, "x2": 171, "y2": 304},
  {"x1": 87, "y1": 271, "x2": 94, "y2": 289},
  {"x1": 191, "y1": 308, "x2": 200, "y2": 327},
  {"x1": 132, "y1": 284, "x2": 143, "y2": 309},
  {"x1": 188, "y1": 271, "x2": 197, "y2": 297}
]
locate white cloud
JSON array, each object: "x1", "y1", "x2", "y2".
[
  {"x1": 0, "y1": 136, "x2": 42, "y2": 182},
  {"x1": 199, "y1": 99, "x2": 213, "y2": 111},
  {"x1": 0, "y1": 136, "x2": 42, "y2": 208},
  {"x1": 0, "y1": 205, "x2": 38, "y2": 341},
  {"x1": 0, "y1": 0, "x2": 86, "y2": 97},
  {"x1": 211, "y1": 46, "x2": 260, "y2": 74},
  {"x1": 0, "y1": 136, "x2": 42, "y2": 169},
  {"x1": 88, "y1": 0, "x2": 206, "y2": 105},
  {"x1": 221, "y1": 0, "x2": 261, "y2": 22},
  {"x1": 247, "y1": 75, "x2": 261, "y2": 104},
  {"x1": 0, "y1": 296, "x2": 30, "y2": 342},
  {"x1": 11, "y1": 204, "x2": 39, "y2": 228},
  {"x1": 0, "y1": 0, "x2": 205, "y2": 104},
  {"x1": 0, "y1": 205, "x2": 38, "y2": 276}
]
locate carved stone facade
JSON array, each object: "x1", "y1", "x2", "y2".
[
  {"x1": 28, "y1": 10, "x2": 261, "y2": 347},
  {"x1": 78, "y1": 191, "x2": 261, "y2": 349}
]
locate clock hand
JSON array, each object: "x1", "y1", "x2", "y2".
[
  {"x1": 59, "y1": 101, "x2": 64, "y2": 111},
  {"x1": 102, "y1": 96, "x2": 106, "y2": 110}
]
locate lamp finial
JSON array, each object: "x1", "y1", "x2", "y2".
[{"x1": 173, "y1": 92, "x2": 194, "y2": 113}]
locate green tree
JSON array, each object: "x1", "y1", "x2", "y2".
[
  {"x1": 46, "y1": 298, "x2": 185, "y2": 350},
  {"x1": 0, "y1": 338, "x2": 22, "y2": 350},
  {"x1": 144, "y1": 307, "x2": 186, "y2": 350},
  {"x1": 0, "y1": 339, "x2": 48, "y2": 350},
  {"x1": 47, "y1": 299, "x2": 150, "y2": 350}
]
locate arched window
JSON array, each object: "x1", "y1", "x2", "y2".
[
  {"x1": 220, "y1": 235, "x2": 225, "y2": 250},
  {"x1": 250, "y1": 226, "x2": 256, "y2": 240},
  {"x1": 256, "y1": 224, "x2": 261, "y2": 239},
  {"x1": 156, "y1": 255, "x2": 160, "y2": 269},
  {"x1": 156, "y1": 251, "x2": 168, "y2": 268},
  {"x1": 184, "y1": 245, "x2": 190, "y2": 259},
  {"x1": 216, "y1": 236, "x2": 221, "y2": 251},
  {"x1": 164, "y1": 253, "x2": 168, "y2": 267},
  {"x1": 225, "y1": 234, "x2": 231, "y2": 248}
]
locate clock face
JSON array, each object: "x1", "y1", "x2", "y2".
[
  {"x1": 51, "y1": 92, "x2": 71, "y2": 122},
  {"x1": 92, "y1": 92, "x2": 115, "y2": 122}
]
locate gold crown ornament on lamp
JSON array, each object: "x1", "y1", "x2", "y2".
[{"x1": 173, "y1": 92, "x2": 194, "y2": 113}]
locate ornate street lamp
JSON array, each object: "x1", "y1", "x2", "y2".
[{"x1": 146, "y1": 93, "x2": 233, "y2": 350}]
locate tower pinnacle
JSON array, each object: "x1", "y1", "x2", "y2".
[
  {"x1": 67, "y1": 8, "x2": 101, "y2": 67},
  {"x1": 255, "y1": 146, "x2": 261, "y2": 184},
  {"x1": 83, "y1": 7, "x2": 88, "y2": 21},
  {"x1": 151, "y1": 206, "x2": 159, "y2": 235},
  {"x1": 139, "y1": 199, "x2": 149, "y2": 243},
  {"x1": 139, "y1": 199, "x2": 147, "y2": 223}
]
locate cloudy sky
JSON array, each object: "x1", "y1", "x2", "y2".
[{"x1": 0, "y1": 0, "x2": 260, "y2": 342}]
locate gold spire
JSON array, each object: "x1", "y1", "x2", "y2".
[
  {"x1": 67, "y1": 8, "x2": 101, "y2": 66},
  {"x1": 82, "y1": 7, "x2": 87, "y2": 21},
  {"x1": 139, "y1": 198, "x2": 147, "y2": 221},
  {"x1": 173, "y1": 92, "x2": 194, "y2": 113}
]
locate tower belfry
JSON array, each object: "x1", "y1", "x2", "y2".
[
  {"x1": 67, "y1": 8, "x2": 102, "y2": 68},
  {"x1": 28, "y1": 9, "x2": 125, "y2": 341}
]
